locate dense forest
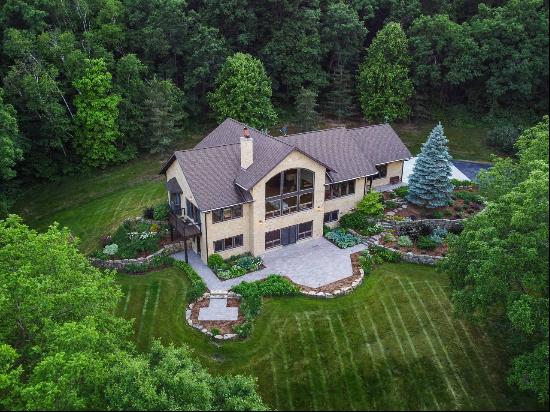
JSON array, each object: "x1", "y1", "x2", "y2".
[{"x1": 0, "y1": 0, "x2": 548, "y2": 214}]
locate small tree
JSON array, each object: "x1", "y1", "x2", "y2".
[
  {"x1": 406, "y1": 123, "x2": 453, "y2": 208},
  {"x1": 325, "y1": 66, "x2": 358, "y2": 122},
  {"x1": 357, "y1": 190, "x2": 384, "y2": 217},
  {"x1": 357, "y1": 22, "x2": 413, "y2": 122},
  {"x1": 295, "y1": 87, "x2": 320, "y2": 131},
  {"x1": 73, "y1": 58, "x2": 121, "y2": 168},
  {"x1": 209, "y1": 53, "x2": 277, "y2": 130}
]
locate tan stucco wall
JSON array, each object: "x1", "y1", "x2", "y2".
[
  {"x1": 371, "y1": 160, "x2": 404, "y2": 187},
  {"x1": 323, "y1": 177, "x2": 367, "y2": 223}
]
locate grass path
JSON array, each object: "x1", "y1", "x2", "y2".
[{"x1": 114, "y1": 263, "x2": 531, "y2": 411}]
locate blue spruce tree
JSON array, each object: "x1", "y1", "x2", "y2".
[{"x1": 406, "y1": 123, "x2": 453, "y2": 208}]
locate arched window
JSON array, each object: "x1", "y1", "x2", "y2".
[{"x1": 265, "y1": 168, "x2": 315, "y2": 219}]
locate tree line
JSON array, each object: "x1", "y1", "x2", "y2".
[{"x1": 0, "y1": 0, "x2": 548, "y2": 214}]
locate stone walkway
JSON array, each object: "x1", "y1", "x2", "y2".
[{"x1": 173, "y1": 237, "x2": 366, "y2": 292}]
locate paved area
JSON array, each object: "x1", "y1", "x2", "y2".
[
  {"x1": 173, "y1": 237, "x2": 365, "y2": 291},
  {"x1": 403, "y1": 157, "x2": 470, "y2": 182},
  {"x1": 452, "y1": 160, "x2": 492, "y2": 181},
  {"x1": 198, "y1": 297, "x2": 239, "y2": 321}
]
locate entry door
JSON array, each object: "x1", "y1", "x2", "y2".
[{"x1": 281, "y1": 225, "x2": 298, "y2": 246}]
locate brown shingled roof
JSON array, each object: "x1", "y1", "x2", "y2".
[{"x1": 161, "y1": 118, "x2": 411, "y2": 211}]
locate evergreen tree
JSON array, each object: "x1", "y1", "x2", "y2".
[
  {"x1": 209, "y1": 52, "x2": 277, "y2": 130},
  {"x1": 357, "y1": 22, "x2": 414, "y2": 122},
  {"x1": 295, "y1": 87, "x2": 320, "y2": 131},
  {"x1": 325, "y1": 65, "x2": 358, "y2": 122},
  {"x1": 406, "y1": 123, "x2": 453, "y2": 208},
  {"x1": 141, "y1": 78, "x2": 186, "y2": 153},
  {"x1": 73, "y1": 58, "x2": 121, "y2": 168}
]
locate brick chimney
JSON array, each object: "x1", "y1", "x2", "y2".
[{"x1": 240, "y1": 127, "x2": 253, "y2": 169}]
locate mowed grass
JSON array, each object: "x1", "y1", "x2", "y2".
[{"x1": 116, "y1": 263, "x2": 528, "y2": 411}]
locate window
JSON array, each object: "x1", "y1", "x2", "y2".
[
  {"x1": 265, "y1": 168, "x2": 315, "y2": 219},
  {"x1": 186, "y1": 199, "x2": 201, "y2": 223},
  {"x1": 170, "y1": 192, "x2": 181, "y2": 213},
  {"x1": 265, "y1": 229, "x2": 281, "y2": 249},
  {"x1": 324, "y1": 179, "x2": 356, "y2": 200},
  {"x1": 375, "y1": 164, "x2": 388, "y2": 179},
  {"x1": 214, "y1": 234, "x2": 244, "y2": 252},
  {"x1": 324, "y1": 210, "x2": 339, "y2": 223},
  {"x1": 212, "y1": 204, "x2": 243, "y2": 223},
  {"x1": 298, "y1": 221, "x2": 313, "y2": 240}
]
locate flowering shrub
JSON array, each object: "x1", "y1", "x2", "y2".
[{"x1": 103, "y1": 243, "x2": 118, "y2": 256}]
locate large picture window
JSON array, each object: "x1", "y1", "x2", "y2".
[
  {"x1": 265, "y1": 168, "x2": 315, "y2": 219},
  {"x1": 212, "y1": 204, "x2": 243, "y2": 223},
  {"x1": 375, "y1": 164, "x2": 388, "y2": 179},
  {"x1": 324, "y1": 179, "x2": 356, "y2": 200}
]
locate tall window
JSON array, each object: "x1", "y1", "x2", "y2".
[
  {"x1": 169, "y1": 192, "x2": 181, "y2": 213},
  {"x1": 212, "y1": 204, "x2": 243, "y2": 223},
  {"x1": 265, "y1": 168, "x2": 315, "y2": 219},
  {"x1": 324, "y1": 180, "x2": 356, "y2": 200},
  {"x1": 214, "y1": 234, "x2": 243, "y2": 252},
  {"x1": 186, "y1": 199, "x2": 201, "y2": 224}
]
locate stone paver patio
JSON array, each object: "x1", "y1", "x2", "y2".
[
  {"x1": 173, "y1": 237, "x2": 366, "y2": 292},
  {"x1": 198, "y1": 297, "x2": 239, "y2": 321}
]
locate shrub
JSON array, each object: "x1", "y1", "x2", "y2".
[
  {"x1": 217, "y1": 265, "x2": 247, "y2": 280},
  {"x1": 443, "y1": 209, "x2": 453, "y2": 218},
  {"x1": 143, "y1": 206, "x2": 154, "y2": 219},
  {"x1": 398, "y1": 235, "x2": 413, "y2": 247},
  {"x1": 396, "y1": 221, "x2": 431, "y2": 240},
  {"x1": 173, "y1": 260, "x2": 207, "y2": 301},
  {"x1": 393, "y1": 185, "x2": 409, "y2": 198},
  {"x1": 369, "y1": 245, "x2": 401, "y2": 262},
  {"x1": 210, "y1": 328, "x2": 221, "y2": 336},
  {"x1": 207, "y1": 253, "x2": 227, "y2": 271},
  {"x1": 103, "y1": 243, "x2": 118, "y2": 256},
  {"x1": 100, "y1": 234, "x2": 112, "y2": 247},
  {"x1": 323, "y1": 224, "x2": 331, "y2": 235},
  {"x1": 153, "y1": 203, "x2": 170, "y2": 220},
  {"x1": 357, "y1": 191, "x2": 384, "y2": 217},
  {"x1": 358, "y1": 253, "x2": 373, "y2": 275},
  {"x1": 232, "y1": 275, "x2": 299, "y2": 298},
  {"x1": 361, "y1": 224, "x2": 384, "y2": 237},
  {"x1": 233, "y1": 321, "x2": 252, "y2": 338},
  {"x1": 431, "y1": 227, "x2": 448, "y2": 238},
  {"x1": 486, "y1": 122, "x2": 522, "y2": 155},
  {"x1": 384, "y1": 200, "x2": 398, "y2": 209},
  {"x1": 454, "y1": 191, "x2": 484, "y2": 204},
  {"x1": 417, "y1": 235, "x2": 438, "y2": 250},
  {"x1": 234, "y1": 255, "x2": 263, "y2": 272},
  {"x1": 383, "y1": 232, "x2": 397, "y2": 243},
  {"x1": 450, "y1": 179, "x2": 474, "y2": 188},
  {"x1": 432, "y1": 210, "x2": 444, "y2": 219},
  {"x1": 429, "y1": 234, "x2": 445, "y2": 245},
  {"x1": 325, "y1": 228, "x2": 362, "y2": 248}
]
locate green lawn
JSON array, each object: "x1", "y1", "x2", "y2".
[{"x1": 116, "y1": 264, "x2": 529, "y2": 411}]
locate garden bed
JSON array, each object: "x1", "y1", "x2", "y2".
[
  {"x1": 323, "y1": 227, "x2": 363, "y2": 248},
  {"x1": 186, "y1": 293, "x2": 244, "y2": 337},
  {"x1": 207, "y1": 253, "x2": 265, "y2": 280}
]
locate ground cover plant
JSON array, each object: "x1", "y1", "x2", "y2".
[
  {"x1": 324, "y1": 227, "x2": 362, "y2": 248},
  {"x1": 114, "y1": 263, "x2": 537, "y2": 410},
  {"x1": 207, "y1": 253, "x2": 264, "y2": 280},
  {"x1": 339, "y1": 210, "x2": 384, "y2": 236}
]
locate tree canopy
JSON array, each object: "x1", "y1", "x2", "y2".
[{"x1": 442, "y1": 117, "x2": 549, "y2": 404}]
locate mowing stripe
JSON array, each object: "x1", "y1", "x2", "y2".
[
  {"x1": 325, "y1": 315, "x2": 357, "y2": 411},
  {"x1": 396, "y1": 278, "x2": 460, "y2": 408},
  {"x1": 354, "y1": 310, "x2": 383, "y2": 384},
  {"x1": 136, "y1": 286, "x2": 151, "y2": 340},
  {"x1": 364, "y1": 307, "x2": 394, "y2": 379},
  {"x1": 276, "y1": 326, "x2": 294, "y2": 411},
  {"x1": 303, "y1": 312, "x2": 330, "y2": 406},
  {"x1": 294, "y1": 314, "x2": 319, "y2": 411},
  {"x1": 426, "y1": 282, "x2": 496, "y2": 409},
  {"x1": 336, "y1": 313, "x2": 371, "y2": 409},
  {"x1": 386, "y1": 292, "x2": 440, "y2": 410},
  {"x1": 122, "y1": 287, "x2": 132, "y2": 315},
  {"x1": 269, "y1": 354, "x2": 281, "y2": 409},
  {"x1": 380, "y1": 297, "x2": 429, "y2": 411},
  {"x1": 407, "y1": 281, "x2": 470, "y2": 400}
]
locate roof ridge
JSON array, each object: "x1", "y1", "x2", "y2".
[
  {"x1": 225, "y1": 117, "x2": 273, "y2": 138},
  {"x1": 176, "y1": 142, "x2": 240, "y2": 154},
  {"x1": 282, "y1": 126, "x2": 347, "y2": 138},
  {"x1": 347, "y1": 123, "x2": 389, "y2": 131}
]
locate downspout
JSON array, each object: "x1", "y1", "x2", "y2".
[
  {"x1": 204, "y1": 211, "x2": 209, "y2": 262},
  {"x1": 401, "y1": 161, "x2": 405, "y2": 182}
]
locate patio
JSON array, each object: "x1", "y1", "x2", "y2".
[{"x1": 173, "y1": 237, "x2": 366, "y2": 292}]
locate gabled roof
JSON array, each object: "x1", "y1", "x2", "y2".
[{"x1": 161, "y1": 118, "x2": 411, "y2": 211}]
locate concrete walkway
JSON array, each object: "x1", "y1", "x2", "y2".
[
  {"x1": 198, "y1": 297, "x2": 239, "y2": 321},
  {"x1": 173, "y1": 237, "x2": 365, "y2": 292}
]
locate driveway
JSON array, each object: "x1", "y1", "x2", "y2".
[
  {"x1": 452, "y1": 160, "x2": 492, "y2": 181},
  {"x1": 173, "y1": 237, "x2": 366, "y2": 291}
]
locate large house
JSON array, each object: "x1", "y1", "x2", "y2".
[{"x1": 160, "y1": 118, "x2": 412, "y2": 263}]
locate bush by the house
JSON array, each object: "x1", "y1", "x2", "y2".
[
  {"x1": 358, "y1": 250, "x2": 374, "y2": 274},
  {"x1": 122, "y1": 254, "x2": 175, "y2": 274},
  {"x1": 357, "y1": 190, "x2": 384, "y2": 217},
  {"x1": 153, "y1": 202, "x2": 171, "y2": 220},
  {"x1": 369, "y1": 245, "x2": 401, "y2": 262},
  {"x1": 207, "y1": 253, "x2": 228, "y2": 271},
  {"x1": 398, "y1": 235, "x2": 413, "y2": 248},
  {"x1": 325, "y1": 228, "x2": 362, "y2": 248},
  {"x1": 208, "y1": 252, "x2": 263, "y2": 280},
  {"x1": 339, "y1": 211, "x2": 382, "y2": 236},
  {"x1": 173, "y1": 260, "x2": 208, "y2": 301},
  {"x1": 393, "y1": 185, "x2": 409, "y2": 198}
]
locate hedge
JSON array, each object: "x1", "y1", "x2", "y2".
[{"x1": 173, "y1": 260, "x2": 208, "y2": 301}]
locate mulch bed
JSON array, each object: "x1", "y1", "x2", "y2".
[
  {"x1": 189, "y1": 296, "x2": 245, "y2": 335},
  {"x1": 380, "y1": 238, "x2": 448, "y2": 257},
  {"x1": 296, "y1": 251, "x2": 363, "y2": 294},
  {"x1": 391, "y1": 198, "x2": 483, "y2": 220}
]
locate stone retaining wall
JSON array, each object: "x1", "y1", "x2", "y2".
[
  {"x1": 185, "y1": 292, "x2": 240, "y2": 340},
  {"x1": 375, "y1": 244, "x2": 443, "y2": 265},
  {"x1": 300, "y1": 268, "x2": 365, "y2": 298},
  {"x1": 396, "y1": 218, "x2": 464, "y2": 234},
  {"x1": 90, "y1": 241, "x2": 186, "y2": 270}
]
